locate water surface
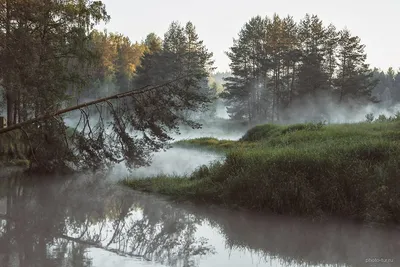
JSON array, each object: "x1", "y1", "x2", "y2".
[{"x1": 0, "y1": 170, "x2": 398, "y2": 267}]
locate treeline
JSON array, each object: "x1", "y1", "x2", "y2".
[
  {"x1": 74, "y1": 30, "x2": 149, "y2": 100},
  {"x1": 372, "y1": 67, "x2": 400, "y2": 106},
  {"x1": 79, "y1": 26, "x2": 219, "y2": 118},
  {"x1": 221, "y1": 14, "x2": 390, "y2": 123}
]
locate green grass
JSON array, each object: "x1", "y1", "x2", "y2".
[
  {"x1": 174, "y1": 137, "x2": 249, "y2": 151},
  {"x1": 123, "y1": 119, "x2": 400, "y2": 224}
]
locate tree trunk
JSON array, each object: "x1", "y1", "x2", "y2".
[{"x1": 5, "y1": 0, "x2": 14, "y2": 126}]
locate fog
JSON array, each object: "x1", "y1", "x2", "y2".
[
  {"x1": 110, "y1": 147, "x2": 224, "y2": 180},
  {"x1": 62, "y1": 103, "x2": 246, "y2": 179},
  {"x1": 61, "y1": 96, "x2": 400, "y2": 180},
  {"x1": 277, "y1": 91, "x2": 400, "y2": 124}
]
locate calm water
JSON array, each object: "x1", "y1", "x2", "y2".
[
  {"x1": 0, "y1": 166, "x2": 399, "y2": 267},
  {"x1": 1, "y1": 134, "x2": 399, "y2": 267}
]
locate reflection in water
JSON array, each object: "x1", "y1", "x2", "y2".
[
  {"x1": 0, "y1": 170, "x2": 399, "y2": 267},
  {"x1": 0, "y1": 171, "x2": 214, "y2": 267}
]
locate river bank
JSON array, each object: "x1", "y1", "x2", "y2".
[{"x1": 123, "y1": 120, "x2": 400, "y2": 224}]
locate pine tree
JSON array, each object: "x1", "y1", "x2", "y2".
[
  {"x1": 392, "y1": 69, "x2": 400, "y2": 102},
  {"x1": 335, "y1": 28, "x2": 378, "y2": 104},
  {"x1": 132, "y1": 20, "x2": 215, "y2": 130},
  {"x1": 222, "y1": 16, "x2": 268, "y2": 122},
  {"x1": 280, "y1": 16, "x2": 301, "y2": 110},
  {"x1": 296, "y1": 14, "x2": 330, "y2": 100},
  {"x1": 144, "y1": 33, "x2": 162, "y2": 54}
]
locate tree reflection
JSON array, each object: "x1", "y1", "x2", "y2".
[
  {"x1": 182, "y1": 205, "x2": 400, "y2": 267},
  {"x1": 1, "y1": 170, "x2": 397, "y2": 267},
  {"x1": 0, "y1": 171, "x2": 215, "y2": 267}
]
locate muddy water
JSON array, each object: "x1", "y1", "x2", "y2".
[{"x1": 0, "y1": 168, "x2": 399, "y2": 267}]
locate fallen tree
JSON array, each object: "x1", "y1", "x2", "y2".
[
  {"x1": 0, "y1": 73, "x2": 212, "y2": 173},
  {"x1": 0, "y1": 75, "x2": 189, "y2": 135}
]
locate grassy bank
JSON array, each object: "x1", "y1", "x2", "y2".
[{"x1": 123, "y1": 119, "x2": 400, "y2": 224}]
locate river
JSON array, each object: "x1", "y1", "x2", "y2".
[{"x1": 0, "y1": 127, "x2": 399, "y2": 267}]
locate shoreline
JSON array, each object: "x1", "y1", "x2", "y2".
[{"x1": 122, "y1": 120, "x2": 400, "y2": 225}]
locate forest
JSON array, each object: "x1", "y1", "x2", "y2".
[
  {"x1": 221, "y1": 14, "x2": 400, "y2": 123},
  {"x1": 0, "y1": 0, "x2": 399, "y2": 173}
]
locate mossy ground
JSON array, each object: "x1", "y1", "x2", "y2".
[{"x1": 123, "y1": 119, "x2": 400, "y2": 224}]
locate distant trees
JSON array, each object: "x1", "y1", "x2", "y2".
[
  {"x1": 222, "y1": 14, "x2": 380, "y2": 123},
  {"x1": 133, "y1": 21, "x2": 215, "y2": 121},
  {"x1": 372, "y1": 67, "x2": 400, "y2": 105},
  {"x1": 78, "y1": 30, "x2": 149, "y2": 100}
]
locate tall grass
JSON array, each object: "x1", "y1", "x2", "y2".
[{"x1": 123, "y1": 116, "x2": 400, "y2": 224}]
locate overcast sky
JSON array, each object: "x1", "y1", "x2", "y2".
[{"x1": 98, "y1": 0, "x2": 399, "y2": 73}]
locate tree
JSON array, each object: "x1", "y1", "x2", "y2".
[
  {"x1": 0, "y1": 0, "x2": 110, "y2": 125},
  {"x1": 144, "y1": 32, "x2": 162, "y2": 54},
  {"x1": 222, "y1": 16, "x2": 268, "y2": 122},
  {"x1": 393, "y1": 70, "x2": 400, "y2": 102},
  {"x1": 296, "y1": 15, "x2": 330, "y2": 99},
  {"x1": 335, "y1": 28, "x2": 378, "y2": 104},
  {"x1": 133, "y1": 21, "x2": 215, "y2": 123}
]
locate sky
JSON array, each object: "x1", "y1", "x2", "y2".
[{"x1": 97, "y1": 0, "x2": 400, "y2": 73}]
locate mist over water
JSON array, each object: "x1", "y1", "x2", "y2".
[
  {"x1": 281, "y1": 93, "x2": 400, "y2": 124},
  {"x1": 62, "y1": 99, "x2": 400, "y2": 180},
  {"x1": 110, "y1": 147, "x2": 224, "y2": 180},
  {"x1": 63, "y1": 103, "x2": 248, "y2": 179}
]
